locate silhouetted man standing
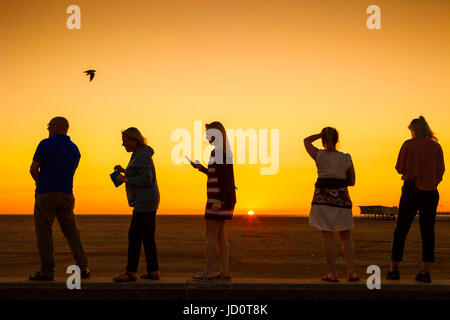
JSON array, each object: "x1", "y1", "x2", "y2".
[{"x1": 29, "y1": 117, "x2": 89, "y2": 280}]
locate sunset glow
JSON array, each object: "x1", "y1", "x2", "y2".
[{"x1": 1, "y1": 1, "x2": 449, "y2": 215}]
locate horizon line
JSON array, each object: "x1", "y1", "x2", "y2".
[{"x1": 2, "y1": 212, "x2": 449, "y2": 216}]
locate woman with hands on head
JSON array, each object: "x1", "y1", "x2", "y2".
[
  {"x1": 190, "y1": 121, "x2": 236, "y2": 281},
  {"x1": 304, "y1": 127, "x2": 359, "y2": 282},
  {"x1": 113, "y1": 127, "x2": 160, "y2": 282}
]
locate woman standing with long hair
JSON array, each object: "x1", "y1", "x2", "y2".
[
  {"x1": 190, "y1": 121, "x2": 236, "y2": 281},
  {"x1": 304, "y1": 127, "x2": 359, "y2": 282},
  {"x1": 113, "y1": 127, "x2": 160, "y2": 282},
  {"x1": 388, "y1": 116, "x2": 445, "y2": 283}
]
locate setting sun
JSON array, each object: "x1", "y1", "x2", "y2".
[{"x1": 248, "y1": 211, "x2": 254, "y2": 216}]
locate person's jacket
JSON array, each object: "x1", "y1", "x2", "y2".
[{"x1": 125, "y1": 145, "x2": 160, "y2": 212}]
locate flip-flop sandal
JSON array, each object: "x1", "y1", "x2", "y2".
[
  {"x1": 192, "y1": 272, "x2": 214, "y2": 281},
  {"x1": 348, "y1": 276, "x2": 360, "y2": 282},
  {"x1": 212, "y1": 273, "x2": 232, "y2": 281},
  {"x1": 140, "y1": 272, "x2": 160, "y2": 280},
  {"x1": 113, "y1": 272, "x2": 137, "y2": 282},
  {"x1": 322, "y1": 275, "x2": 339, "y2": 282}
]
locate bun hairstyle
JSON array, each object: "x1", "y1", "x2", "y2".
[
  {"x1": 409, "y1": 116, "x2": 437, "y2": 141},
  {"x1": 121, "y1": 127, "x2": 148, "y2": 146},
  {"x1": 321, "y1": 127, "x2": 339, "y2": 150}
]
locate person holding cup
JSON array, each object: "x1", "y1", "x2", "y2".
[{"x1": 112, "y1": 127, "x2": 160, "y2": 282}]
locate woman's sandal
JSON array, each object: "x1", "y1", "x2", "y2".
[
  {"x1": 113, "y1": 272, "x2": 137, "y2": 282},
  {"x1": 192, "y1": 272, "x2": 214, "y2": 281},
  {"x1": 322, "y1": 274, "x2": 339, "y2": 282},
  {"x1": 348, "y1": 275, "x2": 360, "y2": 282},
  {"x1": 212, "y1": 272, "x2": 232, "y2": 282},
  {"x1": 140, "y1": 272, "x2": 160, "y2": 280}
]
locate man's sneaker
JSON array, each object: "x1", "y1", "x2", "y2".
[
  {"x1": 29, "y1": 271, "x2": 54, "y2": 281},
  {"x1": 415, "y1": 272, "x2": 431, "y2": 283},
  {"x1": 386, "y1": 268, "x2": 400, "y2": 280},
  {"x1": 81, "y1": 268, "x2": 90, "y2": 279}
]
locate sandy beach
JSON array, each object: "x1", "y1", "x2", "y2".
[{"x1": 1, "y1": 215, "x2": 449, "y2": 281}]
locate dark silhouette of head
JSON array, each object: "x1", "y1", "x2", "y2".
[
  {"x1": 48, "y1": 117, "x2": 69, "y2": 137},
  {"x1": 205, "y1": 121, "x2": 233, "y2": 164},
  {"x1": 121, "y1": 127, "x2": 147, "y2": 152},
  {"x1": 205, "y1": 121, "x2": 227, "y2": 149},
  {"x1": 321, "y1": 127, "x2": 339, "y2": 151},
  {"x1": 409, "y1": 116, "x2": 437, "y2": 141}
]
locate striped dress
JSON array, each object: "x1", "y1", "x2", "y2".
[{"x1": 204, "y1": 163, "x2": 234, "y2": 220}]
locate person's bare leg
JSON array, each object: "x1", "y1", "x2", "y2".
[
  {"x1": 217, "y1": 221, "x2": 230, "y2": 277},
  {"x1": 205, "y1": 220, "x2": 219, "y2": 277},
  {"x1": 339, "y1": 230, "x2": 356, "y2": 278},
  {"x1": 421, "y1": 262, "x2": 431, "y2": 273},
  {"x1": 322, "y1": 231, "x2": 337, "y2": 279}
]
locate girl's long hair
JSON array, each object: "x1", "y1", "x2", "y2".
[
  {"x1": 205, "y1": 121, "x2": 233, "y2": 164},
  {"x1": 409, "y1": 116, "x2": 437, "y2": 141}
]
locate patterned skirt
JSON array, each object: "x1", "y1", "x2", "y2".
[
  {"x1": 311, "y1": 186, "x2": 352, "y2": 209},
  {"x1": 309, "y1": 178, "x2": 353, "y2": 231}
]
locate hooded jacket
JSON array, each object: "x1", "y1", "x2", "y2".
[{"x1": 125, "y1": 145, "x2": 160, "y2": 212}]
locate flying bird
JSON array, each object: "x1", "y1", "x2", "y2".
[{"x1": 84, "y1": 69, "x2": 96, "y2": 81}]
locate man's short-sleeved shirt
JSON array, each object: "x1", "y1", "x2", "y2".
[{"x1": 33, "y1": 134, "x2": 81, "y2": 194}]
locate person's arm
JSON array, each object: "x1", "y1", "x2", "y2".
[
  {"x1": 31, "y1": 141, "x2": 44, "y2": 182},
  {"x1": 191, "y1": 162, "x2": 208, "y2": 174},
  {"x1": 124, "y1": 153, "x2": 153, "y2": 187},
  {"x1": 30, "y1": 161, "x2": 40, "y2": 182},
  {"x1": 303, "y1": 134, "x2": 322, "y2": 160},
  {"x1": 436, "y1": 144, "x2": 445, "y2": 185},
  {"x1": 347, "y1": 164, "x2": 356, "y2": 186},
  {"x1": 198, "y1": 165, "x2": 208, "y2": 174},
  {"x1": 395, "y1": 142, "x2": 408, "y2": 175},
  {"x1": 74, "y1": 147, "x2": 81, "y2": 172},
  {"x1": 345, "y1": 154, "x2": 355, "y2": 186}
]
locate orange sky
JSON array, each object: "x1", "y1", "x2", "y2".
[{"x1": 0, "y1": 0, "x2": 449, "y2": 215}]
